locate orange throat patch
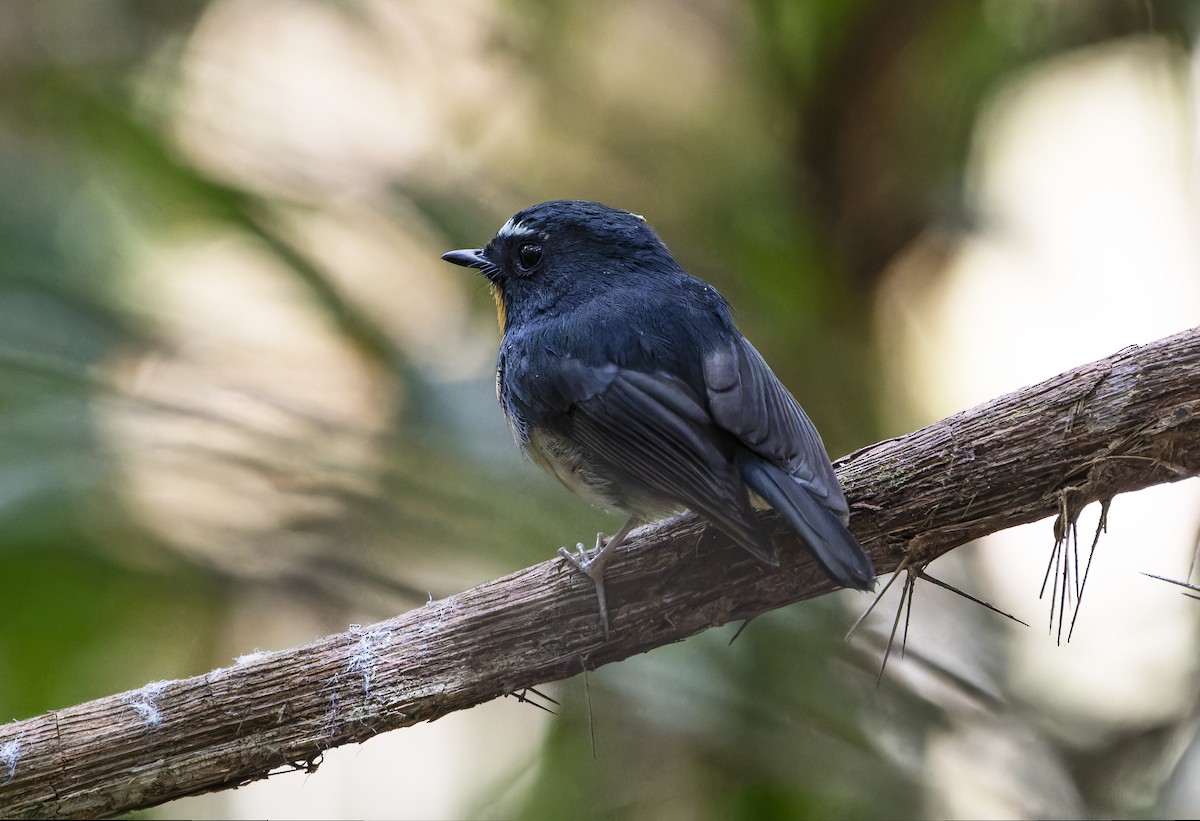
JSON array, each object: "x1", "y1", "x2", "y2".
[{"x1": 491, "y1": 283, "x2": 507, "y2": 334}]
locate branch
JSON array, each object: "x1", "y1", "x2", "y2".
[{"x1": 3, "y1": 326, "x2": 1199, "y2": 819}]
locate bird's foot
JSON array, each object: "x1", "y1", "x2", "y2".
[
  {"x1": 559, "y1": 531, "x2": 618, "y2": 637},
  {"x1": 557, "y1": 516, "x2": 639, "y2": 638}
]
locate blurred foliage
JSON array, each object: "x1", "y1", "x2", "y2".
[{"x1": 0, "y1": 1, "x2": 1198, "y2": 819}]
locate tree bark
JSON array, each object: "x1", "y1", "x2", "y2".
[{"x1": 2, "y1": 326, "x2": 1199, "y2": 819}]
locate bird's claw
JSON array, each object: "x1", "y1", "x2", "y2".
[
  {"x1": 558, "y1": 531, "x2": 616, "y2": 637},
  {"x1": 558, "y1": 531, "x2": 613, "y2": 575}
]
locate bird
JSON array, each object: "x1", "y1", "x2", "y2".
[{"x1": 442, "y1": 200, "x2": 875, "y2": 634}]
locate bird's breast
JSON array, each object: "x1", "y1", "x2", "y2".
[{"x1": 525, "y1": 426, "x2": 614, "y2": 508}]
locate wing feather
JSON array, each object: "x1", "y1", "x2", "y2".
[
  {"x1": 703, "y1": 335, "x2": 874, "y2": 588},
  {"x1": 704, "y1": 337, "x2": 849, "y2": 520},
  {"x1": 552, "y1": 358, "x2": 777, "y2": 563}
]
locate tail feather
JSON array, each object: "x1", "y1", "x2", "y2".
[{"x1": 737, "y1": 453, "x2": 875, "y2": 591}]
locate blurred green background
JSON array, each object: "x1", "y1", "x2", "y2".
[{"x1": 2, "y1": 1, "x2": 1200, "y2": 818}]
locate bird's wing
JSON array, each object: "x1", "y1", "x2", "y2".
[
  {"x1": 538, "y1": 355, "x2": 776, "y2": 562},
  {"x1": 702, "y1": 336, "x2": 875, "y2": 589},
  {"x1": 702, "y1": 336, "x2": 849, "y2": 519}
]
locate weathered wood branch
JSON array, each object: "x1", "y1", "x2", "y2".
[{"x1": 3, "y1": 326, "x2": 1199, "y2": 819}]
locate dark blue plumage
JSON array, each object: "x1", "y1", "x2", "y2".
[{"x1": 443, "y1": 200, "x2": 875, "y2": 631}]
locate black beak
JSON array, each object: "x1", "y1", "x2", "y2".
[{"x1": 441, "y1": 248, "x2": 488, "y2": 269}]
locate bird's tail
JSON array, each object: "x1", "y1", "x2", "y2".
[{"x1": 737, "y1": 453, "x2": 875, "y2": 591}]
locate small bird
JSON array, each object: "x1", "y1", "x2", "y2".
[{"x1": 443, "y1": 200, "x2": 875, "y2": 633}]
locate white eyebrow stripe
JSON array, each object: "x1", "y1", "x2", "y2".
[{"x1": 496, "y1": 217, "x2": 536, "y2": 240}]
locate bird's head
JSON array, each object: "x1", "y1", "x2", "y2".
[{"x1": 442, "y1": 200, "x2": 679, "y2": 330}]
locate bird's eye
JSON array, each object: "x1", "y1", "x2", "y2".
[{"x1": 516, "y1": 243, "x2": 543, "y2": 271}]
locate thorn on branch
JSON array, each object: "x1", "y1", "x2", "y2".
[
  {"x1": 849, "y1": 553, "x2": 1029, "y2": 683},
  {"x1": 506, "y1": 686, "x2": 560, "y2": 714},
  {"x1": 844, "y1": 557, "x2": 917, "y2": 684},
  {"x1": 728, "y1": 616, "x2": 759, "y2": 645},
  {"x1": 1188, "y1": 521, "x2": 1200, "y2": 583},
  {"x1": 876, "y1": 563, "x2": 919, "y2": 685},
  {"x1": 1142, "y1": 572, "x2": 1200, "y2": 601},
  {"x1": 916, "y1": 570, "x2": 1029, "y2": 628},
  {"x1": 1042, "y1": 494, "x2": 1110, "y2": 644}
]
